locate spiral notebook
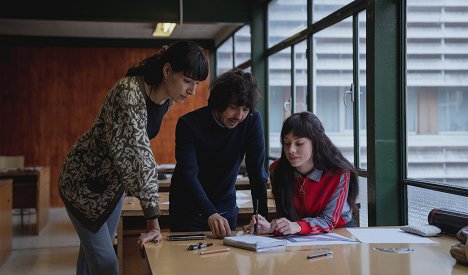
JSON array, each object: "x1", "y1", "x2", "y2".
[{"x1": 223, "y1": 235, "x2": 286, "y2": 252}]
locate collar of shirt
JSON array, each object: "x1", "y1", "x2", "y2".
[
  {"x1": 211, "y1": 110, "x2": 227, "y2": 128},
  {"x1": 294, "y1": 168, "x2": 323, "y2": 182}
]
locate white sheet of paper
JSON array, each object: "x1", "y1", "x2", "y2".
[
  {"x1": 236, "y1": 192, "x2": 250, "y2": 198},
  {"x1": 346, "y1": 228, "x2": 435, "y2": 243},
  {"x1": 236, "y1": 199, "x2": 251, "y2": 206},
  {"x1": 283, "y1": 233, "x2": 359, "y2": 246}
]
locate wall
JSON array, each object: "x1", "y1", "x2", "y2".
[{"x1": 0, "y1": 46, "x2": 211, "y2": 206}]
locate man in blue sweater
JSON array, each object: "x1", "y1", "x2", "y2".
[{"x1": 169, "y1": 69, "x2": 268, "y2": 238}]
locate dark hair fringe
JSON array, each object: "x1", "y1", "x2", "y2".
[{"x1": 126, "y1": 40, "x2": 208, "y2": 87}]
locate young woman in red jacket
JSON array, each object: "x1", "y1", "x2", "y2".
[{"x1": 249, "y1": 112, "x2": 359, "y2": 235}]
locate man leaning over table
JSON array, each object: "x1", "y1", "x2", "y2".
[{"x1": 169, "y1": 69, "x2": 268, "y2": 238}]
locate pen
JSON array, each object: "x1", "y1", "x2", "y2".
[
  {"x1": 306, "y1": 251, "x2": 333, "y2": 259},
  {"x1": 188, "y1": 242, "x2": 213, "y2": 250},
  {"x1": 199, "y1": 248, "x2": 230, "y2": 255},
  {"x1": 254, "y1": 199, "x2": 259, "y2": 235}
]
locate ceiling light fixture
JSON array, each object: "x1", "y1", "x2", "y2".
[
  {"x1": 152, "y1": 22, "x2": 176, "y2": 37},
  {"x1": 152, "y1": 0, "x2": 183, "y2": 37}
]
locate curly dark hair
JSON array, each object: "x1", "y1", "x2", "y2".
[{"x1": 208, "y1": 69, "x2": 259, "y2": 112}]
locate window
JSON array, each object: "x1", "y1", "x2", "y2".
[
  {"x1": 234, "y1": 25, "x2": 251, "y2": 67},
  {"x1": 406, "y1": 1, "x2": 468, "y2": 188},
  {"x1": 313, "y1": 20, "x2": 355, "y2": 163},
  {"x1": 268, "y1": 0, "x2": 307, "y2": 48},
  {"x1": 216, "y1": 37, "x2": 233, "y2": 75},
  {"x1": 268, "y1": 48, "x2": 291, "y2": 158}
]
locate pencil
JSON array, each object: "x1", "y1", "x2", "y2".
[{"x1": 199, "y1": 248, "x2": 230, "y2": 255}]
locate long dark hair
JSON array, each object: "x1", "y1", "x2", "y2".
[
  {"x1": 126, "y1": 40, "x2": 209, "y2": 87},
  {"x1": 271, "y1": 112, "x2": 359, "y2": 221}
]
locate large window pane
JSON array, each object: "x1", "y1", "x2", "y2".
[
  {"x1": 312, "y1": 0, "x2": 354, "y2": 23},
  {"x1": 313, "y1": 20, "x2": 354, "y2": 164},
  {"x1": 294, "y1": 40, "x2": 308, "y2": 113},
  {"x1": 268, "y1": 0, "x2": 307, "y2": 48},
  {"x1": 268, "y1": 48, "x2": 291, "y2": 158},
  {"x1": 234, "y1": 25, "x2": 251, "y2": 67},
  {"x1": 358, "y1": 12, "x2": 367, "y2": 169},
  {"x1": 216, "y1": 37, "x2": 233, "y2": 76},
  {"x1": 408, "y1": 186, "x2": 468, "y2": 226},
  {"x1": 406, "y1": 1, "x2": 468, "y2": 188}
]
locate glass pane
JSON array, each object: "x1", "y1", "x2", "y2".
[
  {"x1": 357, "y1": 176, "x2": 368, "y2": 227},
  {"x1": 294, "y1": 40, "x2": 308, "y2": 113},
  {"x1": 312, "y1": 0, "x2": 354, "y2": 23},
  {"x1": 407, "y1": 186, "x2": 468, "y2": 226},
  {"x1": 406, "y1": 1, "x2": 468, "y2": 187},
  {"x1": 268, "y1": 48, "x2": 292, "y2": 158},
  {"x1": 216, "y1": 37, "x2": 233, "y2": 76},
  {"x1": 358, "y1": 12, "x2": 367, "y2": 170},
  {"x1": 313, "y1": 19, "x2": 354, "y2": 164},
  {"x1": 268, "y1": 0, "x2": 307, "y2": 48},
  {"x1": 234, "y1": 25, "x2": 251, "y2": 67}
]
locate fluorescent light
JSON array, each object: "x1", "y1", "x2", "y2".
[{"x1": 152, "y1": 23, "x2": 176, "y2": 37}]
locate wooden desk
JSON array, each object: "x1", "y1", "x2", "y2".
[
  {"x1": 0, "y1": 167, "x2": 50, "y2": 235},
  {"x1": 144, "y1": 229, "x2": 468, "y2": 275},
  {"x1": 156, "y1": 164, "x2": 175, "y2": 174},
  {"x1": 117, "y1": 191, "x2": 276, "y2": 275},
  {"x1": 156, "y1": 176, "x2": 265, "y2": 192},
  {"x1": 0, "y1": 179, "x2": 12, "y2": 264}
]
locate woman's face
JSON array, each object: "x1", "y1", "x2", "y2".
[
  {"x1": 283, "y1": 132, "x2": 314, "y2": 174},
  {"x1": 164, "y1": 64, "x2": 199, "y2": 103}
]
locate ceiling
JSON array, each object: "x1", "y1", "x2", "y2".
[
  {"x1": 0, "y1": 19, "x2": 242, "y2": 46},
  {"x1": 0, "y1": 0, "x2": 258, "y2": 47}
]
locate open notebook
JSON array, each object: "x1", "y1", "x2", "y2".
[{"x1": 223, "y1": 235, "x2": 286, "y2": 252}]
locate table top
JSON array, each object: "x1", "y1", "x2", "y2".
[
  {"x1": 0, "y1": 167, "x2": 49, "y2": 177},
  {"x1": 157, "y1": 175, "x2": 252, "y2": 189},
  {"x1": 122, "y1": 190, "x2": 276, "y2": 217},
  {"x1": 144, "y1": 229, "x2": 468, "y2": 275}
]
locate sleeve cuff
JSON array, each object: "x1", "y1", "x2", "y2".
[
  {"x1": 297, "y1": 221, "x2": 311, "y2": 235},
  {"x1": 143, "y1": 206, "x2": 161, "y2": 220}
]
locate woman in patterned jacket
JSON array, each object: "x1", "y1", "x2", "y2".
[
  {"x1": 246, "y1": 112, "x2": 359, "y2": 236},
  {"x1": 59, "y1": 40, "x2": 208, "y2": 275}
]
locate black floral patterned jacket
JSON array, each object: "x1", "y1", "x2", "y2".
[{"x1": 59, "y1": 76, "x2": 160, "y2": 232}]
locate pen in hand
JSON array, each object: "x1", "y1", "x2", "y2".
[{"x1": 254, "y1": 199, "x2": 259, "y2": 235}]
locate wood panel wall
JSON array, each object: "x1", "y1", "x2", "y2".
[{"x1": 0, "y1": 46, "x2": 211, "y2": 207}]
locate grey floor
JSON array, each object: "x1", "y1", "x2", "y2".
[{"x1": 0, "y1": 208, "x2": 79, "y2": 275}]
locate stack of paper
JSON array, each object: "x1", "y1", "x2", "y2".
[{"x1": 223, "y1": 235, "x2": 286, "y2": 252}]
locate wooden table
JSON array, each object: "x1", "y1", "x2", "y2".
[
  {"x1": 156, "y1": 163, "x2": 175, "y2": 174},
  {"x1": 0, "y1": 179, "x2": 12, "y2": 264},
  {"x1": 117, "y1": 190, "x2": 276, "y2": 275},
  {"x1": 156, "y1": 175, "x2": 264, "y2": 192},
  {"x1": 144, "y1": 229, "x2": 468, "y2": 275},
  {"x1": 0, "y1": 167, "x2": 50, "y2": 234}
]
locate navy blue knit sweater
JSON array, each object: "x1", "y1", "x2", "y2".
[{"x1": 169, "y1": 106, "x2": 268, "y2": 221}]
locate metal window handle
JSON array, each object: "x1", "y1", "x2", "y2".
[
  {"x1": 343, "y1": 83, "x2": 354, "y2": 107},
  {"x1": 284, "y1": 99, "x2": 291, "y2": 112}
]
